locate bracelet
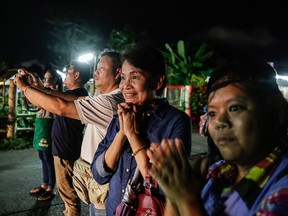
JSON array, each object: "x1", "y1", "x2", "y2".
[
  {"x1": 132, "y1": 145, "x2": 147, "y2": 157},
  {"x1": 23, "y1": 86, "x2": 30, "y2": 94}
]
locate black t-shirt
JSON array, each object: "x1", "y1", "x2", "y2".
[{"x1": 52, "y1": 87, "x2": 89, "y2": 160}]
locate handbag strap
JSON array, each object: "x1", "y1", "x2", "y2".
[
  {"x1": 129, "y1": 166, "x2": 142, "y2": 189},
  {"x1": 143, "y1": 173, "x2": 158, "y2": 196},
  {"x1": 131, "y1": 167, "x2": 159, "y2": 195}
]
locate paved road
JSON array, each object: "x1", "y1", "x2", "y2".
[{"x1": 0, "y1": 131, "x2": 207, "y2": 216}]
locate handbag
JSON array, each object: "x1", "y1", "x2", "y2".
[
  {"x1": 114, "y1": 167, "x2": 165, "y2": 216},
  {"x1": 72, "y1": 158, "x2": 109, "y2": 209},
  {"x1": 136, "y1": 174, "x2": 165, "y2": 215}
]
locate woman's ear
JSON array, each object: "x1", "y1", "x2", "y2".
[{"x1": 155, "y1": 75, "x2": 165, "y2": 91}]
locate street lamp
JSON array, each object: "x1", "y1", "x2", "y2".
[
  {"x1": 77, "y1": 52, "x2": 97, "y2": 72},
  {"x1": 78, "y1": 53, "x2": 94, "y2": 62},
  {"x1": 77, "y1": 52, "x2": 97, "y2": 95}
]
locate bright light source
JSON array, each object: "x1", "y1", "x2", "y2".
[
  {"x1": 57, "y1": 70, "x2": 66, "y2": 81},
  {"x1": 78, "y1": 53, "x2": 94, "y2": 62},
  {"x1": 276, "y1": 74, "x2": 288, "y2": 81}
]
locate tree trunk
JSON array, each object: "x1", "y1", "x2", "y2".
[{"x1": 7, "y1": 80, "x2": 17, "y2": 138}]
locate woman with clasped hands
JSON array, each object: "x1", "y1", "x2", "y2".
[
  {"x1": 91, "y1": 45, "x2": 192, "y2": 216},
  {"x1": 147, "y1": 56, "x2": 288, "y2": 216}
]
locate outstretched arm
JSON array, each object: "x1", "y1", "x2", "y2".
[
  {"x1": 147, "y1": 138, "x2": 207, "y2": 216},
  {"x1": 14, "y1": 73, "x2": 82, "y2": 120}
]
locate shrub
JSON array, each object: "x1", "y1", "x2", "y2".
[{"x1": 0, "y1": 137, "x2": 32, "y2": 150}]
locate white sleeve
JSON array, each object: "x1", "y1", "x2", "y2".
[{"x1": 74, "y1": 95, "x2": 115, "y2": 129}]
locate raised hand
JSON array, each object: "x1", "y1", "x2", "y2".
[
  {"x1": 13, "y1": 73, "x2": 29, "y2": 91},
  {"x1": 18, "y1": 69, "x2": 44, "y2": 89},
  {"x1": 147, "y1": 139, "x2": 203, "y2": 203}
]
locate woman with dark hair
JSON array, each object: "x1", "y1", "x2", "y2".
[
  {"x1": 91, "y1": 45, "x2": 192, "y2": 216},
  {"x1": 147, "y1": 56, "x2": 288, "y2": 215},
  {"x1": 46, "y1": 69, "x2": 63, "y2": 92},
  {"x1": 29, "y1": 69, "x2": 62, "y2": 201}
]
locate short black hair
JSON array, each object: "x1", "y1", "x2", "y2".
[
  {"x1": 70, "y1": 60, "x2": 91, "y2": 84},
  {"x1": 99, "y1": 50, "x2": 123, "y2": 72},
  {"x1": 206, "y1": 56, "x2": 279, "y2": 98},
  {"x1": 122, "y1": 45, "x2": 167, "y2": 96}
]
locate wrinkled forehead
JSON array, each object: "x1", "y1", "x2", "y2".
[{"x1": 122, "y1": 61, "x2": 150, "y2": 75}]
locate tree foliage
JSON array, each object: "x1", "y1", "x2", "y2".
[
  {"x1": 106, "y1": 25, "x2": 151, "y2": 52},
  {"x1": 162, "y1": 40, "x2": 214, "y2": 86},
  {"x1": 46, "y1": 17, "x2": 103, "y2": 70}
]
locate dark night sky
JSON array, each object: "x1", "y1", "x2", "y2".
[{"x1": 1, "y1": 0, "x2": 288, "y2": 74}]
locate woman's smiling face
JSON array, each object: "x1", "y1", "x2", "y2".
[{"x1": 119, "y1": 60, "x2": 157, "y2": 105}]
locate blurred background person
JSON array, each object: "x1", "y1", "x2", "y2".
[
  {"x1": 29, "y1": 69, "x2": 62, "y2": 201},
  {"x1": 14, "y1": 61, "x2": 90, "y2": 215}
]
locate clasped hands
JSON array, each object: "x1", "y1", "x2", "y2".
[{"x1": 117, "y1": 102, "x2": 139, "y2": 138}]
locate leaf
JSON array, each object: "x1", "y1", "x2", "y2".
[
  {"x1": 162, "y1": 40, "x2": 214, "y2": 85},
  {"x1": 177, "y1": 40, "x2": 186, "y2": 59},
  {"x1": 194, "y1": 44, "x2": 205, "y2": 58}
]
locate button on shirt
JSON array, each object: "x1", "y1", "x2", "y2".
[{"x1": 91, "y1": 98, "x2": 192, "y2": 216}]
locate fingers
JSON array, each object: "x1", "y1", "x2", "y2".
[
  {"x1": 118, "y1": 102, "x2": 133, "y2": 110},
  {"x1": 147, "y1": 142, "x2": 161, "y2": 164},
  {"x1": 30, "y1": 73, "x2": 41, "y2": 84},
  {"x1": 148, "y1": 139, "x2": 179, "y2": 173},
  {"x1": 147, "y1": 142, "x2": 164, "y2": 181},
  {"x1": 147, "y1": 139, "x2": 204, "y2": 204},
  {"x1": 147, "y1": 139, "x2": 188, "y2": 201},
  {"x1": 13, "y1": 77, "x2": 18, "y2": 85},
  {"x1": 118, "y1": 103, "x2": 139, "y2": 135},
  {"x1": 118, "y1": 103, "x2": 132, "y2": 115},
  {"x1": 117, "y1": 104, "x2": 123, "y2": 116},
  {"x1": 174, "y1": 138, "x2": 189, "y2": 168},
  {"x1": 18, "y1": 69, "x2": 26, "y2": 75},
  {"x1": 19, "y1": 69, "x2": 41, "y2": 86},
  {"x1": 147, "y1": 139, "x2": 189, "y2": 176},
  {"x1": 13, "y1": 74, "x2": 25, "y2": 89}
]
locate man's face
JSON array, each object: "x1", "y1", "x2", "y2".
[
  {"x1": 64, "y1": 66, "x2": 77, "y2": 89},
  {"x1": 93, "y1": 55, "x2": 118, "y2": 92}
]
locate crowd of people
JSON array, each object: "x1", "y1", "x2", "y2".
[{"x1": 13, "y1": 45, "x2": 288, "y2": 216}]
